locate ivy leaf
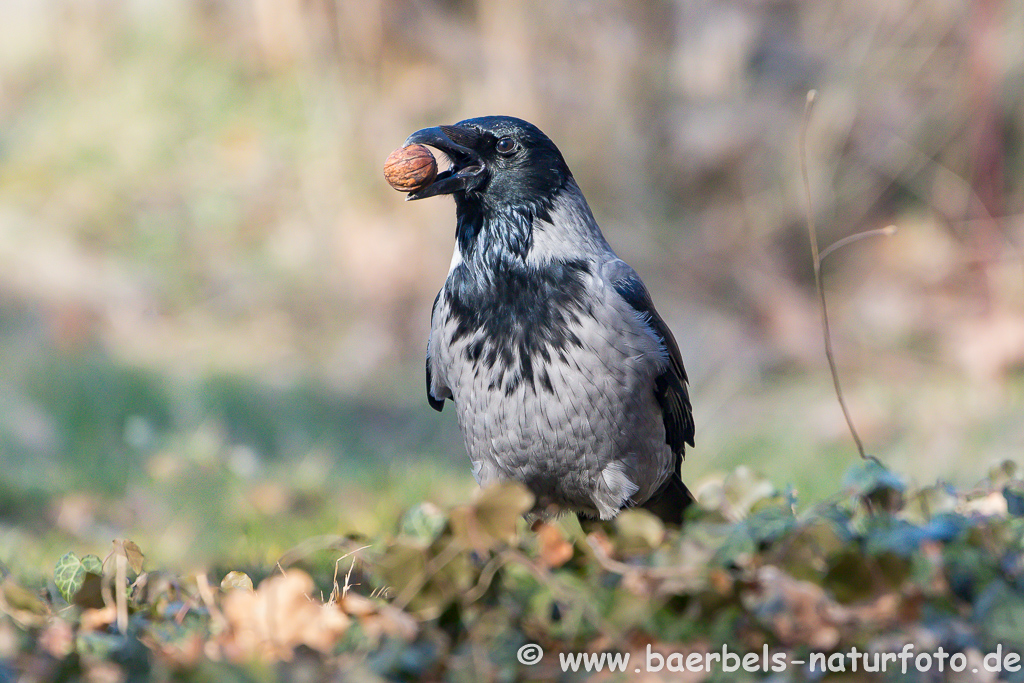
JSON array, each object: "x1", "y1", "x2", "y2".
[
  {"x1": 773, "y1": 518, "x2": 844, "y2": 580},
  {"x1": 472, "y1": 481, "x2": 534, "y2": 544},
  {"x1": 746, "y1": 503, "x2": 797, "y2": 545},
  {"x1": 902, "y1": 483, "x2": 958, "y2": 523},
  {"x1": 823, "y1": 550, "x2": 876, "y2": 603},
  {"x1": 399, "y1": 503, "x2": 448, "y2": 547},
  {"x1": 54, "y1": 552, "x2": 103, "y2": 603},
  {"x1": 843, "y1": 460, "x2": 905, "y2": 512},
  {"x1": 73, "y1": 572, "x2": 105, "y2": 609},
  {"x1": 450, "y1": 481, "x2": 533, "y2": 552},
  {"x1": 82, "y1": 554, "x2": 103, "y2": 574},
  {"x1": 722, "y1": 466, "x2": 776, "y2": 518},
  {"x1": 1, "y1": 577, "x2": 48, "y2": 616},
  {"x1": 613, "y1": 509, "x2": 665, "y2": 556},
  {"x1": 975, "y1": 579, "x2": 1024, "y2": 647},
  {"x1": 715, "y1": 524, "x2": 756, "y2": 568},
  {"x1": 1004, "y1": 482, "x2": 1024, "y2": 516}
]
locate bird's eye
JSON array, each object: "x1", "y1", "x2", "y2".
[{"x1": 495, "y1": 137, "x2": 516, "y2": 155}]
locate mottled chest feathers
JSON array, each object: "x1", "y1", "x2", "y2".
[{"x1": 446, "y1": 258, "x2": 593, "y2": 395}]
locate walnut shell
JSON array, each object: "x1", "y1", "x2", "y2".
[{"x1": 383, "y1": 144, "x2": 437, "y2": 193}]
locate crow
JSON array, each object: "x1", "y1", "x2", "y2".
[{"x1": 403, "y1": 116, "x2": 695, "y2": 524}]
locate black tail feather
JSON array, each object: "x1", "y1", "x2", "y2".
[
  {"x1": 574, "y1": 474, "x2": 694, "y2": 528},
  {"x1": 638, "y1": 473, "x2": 693, "y2": 526}
]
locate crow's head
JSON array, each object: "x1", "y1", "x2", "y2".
[{"x1": 404, "y1": 116, "x2": 572, "y2": 216}]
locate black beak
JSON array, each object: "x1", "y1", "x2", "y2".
[{"x1": 403, "y1": 125, "x2": 486, "y2": 200}]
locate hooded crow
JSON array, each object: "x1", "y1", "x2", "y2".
[{"x1": 403, "y1": 116, "x2": 695, "y2": 524}]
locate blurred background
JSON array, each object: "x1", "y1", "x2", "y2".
[{"x1": 0, "y1": 0, "x2": 1022, "y2": 572}]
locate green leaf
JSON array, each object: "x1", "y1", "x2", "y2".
[
  {"x1": 843, "y1": 460, "x2": 905, "y2": 496},
  {"x1": 843, "y1": 460, "x2": 905, "y2": 512},
  {"x1": 613, "y1": 509, "x2": 665, "y2": 555},
  {"x1": 81, "y1": 554, "x2": 103, "y2": 575},
  {"x1": 450, "y1": 481, "x2": 534, "y2": 551},
  {"x1": 54, "y1": 552, "x2": 103, "y2": 603},
  {"x1": 399, "y1": 503, "x2": 448, "y2": 546},
  {"x1": 823, "y1": 550, "x2": 876, "y2": 603},
  {"x1": 975, "y1": 579, "x2": 1024, "y2": 648},
  {"x1": 1004, "y1": 482, "x2": 1024, "y2": 516},
  {"x1": 988, "y1": 460, "x2": 1020, "y2": 488},
  {"x1": 374, "y1": 540, "x2": 426, "y2": 598},
  {"x1": 773, "y1": 518, "x2": 844, "y2": 581},
  {"x1": 472, "y1": 481, "x2": 534, "y2": 544},
  {"x1": 902, "y1": 483, "x2": 958, "y2": 523},
  {"x1": 0, "y1": 578, "x2": 48, "y2": 615},
  {"x1": 746, "y1": 503, "x2": 797, "y2": 545},
  {"x1": 715, "y1": 524, "x2": 756, "y2": 568},
  {"x1": 722, "y1": 466, "x2": 776, "y2": 517}
]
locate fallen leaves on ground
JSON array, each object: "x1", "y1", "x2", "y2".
[{"x1": 3, "y1": 463, "x2": 1024, "y2": 681}]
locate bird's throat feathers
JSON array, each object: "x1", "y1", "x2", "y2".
[
  {"x1": 453, "y1": 178, "x2": 565, "y2": 265},
  {"x1": 455, "y1": 200, "x2": 536, "y2": 264},
  {"x1": 452, "y1": 179, "x2": 605, "y2": 271}
]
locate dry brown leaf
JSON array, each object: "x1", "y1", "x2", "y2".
[
  {"x1": 73, "y1": 572, "x2": 105, "y2": 610},
  {"x1": 708, "y1": 568, "x2": 733, "y2": 595},
  {"x1": 743, "y1": 566, "x2": 841, "y2": 650},
  {"x1": 82, "y1": 660, "x2": 126, "y2": 683},
  {"x1": 340, "y1": 592, "x2": 375, "y2": 617},
  {"x1": 119, "y1": 540, "x2": 145, "y2": 574},
  {"x1": 80, "y1": 605, "x2": 117, "y2": 632},
  {"x1": 245, "y1": 482, "x2": 292, "y2": 517},
  {"x1": 220, "y1": 569, "x2": 350, "y2": 661},
  {"x1": 535, "y1": 521, "x2": 574, "y2": 569},
  {"x1": 845, "y1": 592, "x2": 900, "y2": 626}
]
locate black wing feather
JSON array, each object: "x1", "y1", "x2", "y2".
[
  {"x1": 612, "y1": 273, "x2": 695, "y2": 456},
  {"x1": 426, "y1": 359, "x2": 444, "y2": 412},
  {"x1": 426, "y1": 289, "x2": 445, "y2": 412}
]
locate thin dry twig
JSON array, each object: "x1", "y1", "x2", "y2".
[
  {"x1": 799, "y1": 90, "x2": 870, "y2": 461},
  {"x1": 460, "y1": 553, "x2": 510, "y2": 604},
  {"x1": 584, "y1": 536, "x2": 700, "y2": 583},
  {"x1": 115, "y1": 553, "x2": 128, "y2": 635},
  {"x1": 194, "y1": 574, "x2": 226, "y2": 632},
  {"x1": 329, "y1": 545, "x2": 371, "y2": 605},
  {"x1": 819, "y1": 226, "x2": 897, "y2": 262}
]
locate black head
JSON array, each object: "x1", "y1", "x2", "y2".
[{"x1": 404, "y1": 116, "x2": 572, "y2": 215}]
